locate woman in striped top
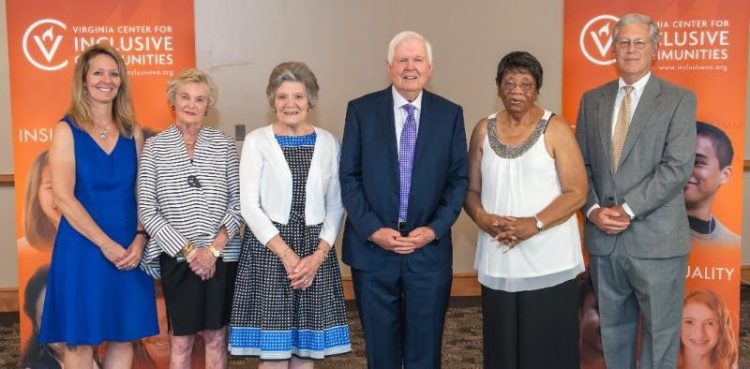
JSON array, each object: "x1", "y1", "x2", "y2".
[{"x1": 137, "y1": 68, "x2": 242, "y2": 369}]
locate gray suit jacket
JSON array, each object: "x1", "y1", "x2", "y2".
[{"x1": 575, "y1": 75, "x2": 696, "y2": 258}]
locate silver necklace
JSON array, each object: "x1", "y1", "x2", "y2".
[{"x1": 94, "y1": 125, "x2": 109, "y2": 140}]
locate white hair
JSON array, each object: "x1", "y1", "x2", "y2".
[{"x1": 386, "y1": 31, "x2": 433, "y2": 65}]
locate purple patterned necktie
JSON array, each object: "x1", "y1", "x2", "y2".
[{"x1": 399, "y1": 104, "x2": 417, "y2": 221}]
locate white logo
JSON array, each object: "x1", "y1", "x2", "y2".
[
  {"x1": 23, "y1": 18, "x2": 68, "y2": 71},
  {"x1": 579, "y1": 15, "x2": 619, "y2": 66}
]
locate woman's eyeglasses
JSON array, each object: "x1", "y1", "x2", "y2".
[{"x1": 501, "y1": 80, "x2": 535, "y2": 93}]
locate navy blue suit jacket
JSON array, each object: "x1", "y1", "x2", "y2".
[{"x1": 340, "y1": 87, "x2": 468, "y2": 272}]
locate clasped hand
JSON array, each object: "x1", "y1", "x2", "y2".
[
  {"x1": 102, "y1": 238, "x2": 144, "y2": 271},
  {"x1": 282, "y1": 240, "x2": 330, "y2": 290},
  {"x1": 370, "y1": 226, "x2": 436, "y2": 254},
  {"x1": 478, "y1": 213, "x2": 538, "y2": 251},
  {"x1": 589, "y1": 205, "x2": 631, "y2": 235},
  {"x1": 187, "y1": 248, "x2": 216, "y2": 281}
]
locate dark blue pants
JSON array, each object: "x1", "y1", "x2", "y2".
[{"x1": 352, "y1": 259, "x2": 452, "y2": 369}]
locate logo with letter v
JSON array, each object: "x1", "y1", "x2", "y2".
[
  {"x1": 23, "y1": 18, "x2": 69, "y2": 71},
  {"x1": 579, "y1": 15, "x2": 619, "y2": 66}
]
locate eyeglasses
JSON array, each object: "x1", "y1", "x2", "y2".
[
  {"x1": 615, "y1": 39, "x2": 650, "y2": 49},
  {"x1": 187, "y1": 175, "x2": 201, "y2": 188},
  {"x1": 501, "y1": 80, "x2": 535, "y2": 93}
]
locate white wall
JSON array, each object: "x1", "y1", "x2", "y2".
[
  {"x1": 193, "y1": 0, "x2": 565, "y2": 274},
  {"x1": 0, "y1": 0, "x2": 748, "y2": 287}
]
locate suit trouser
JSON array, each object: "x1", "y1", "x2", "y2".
[
  {"x1": 352, "y1": 258, "x2": 452, "y2": 369},
  {"x1": 590, "y1": 244, "x2": 687, "y2": 369}
]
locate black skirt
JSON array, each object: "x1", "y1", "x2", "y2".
[{"x1": 160, "y1": 253, "x2": 237, "y2": 336}]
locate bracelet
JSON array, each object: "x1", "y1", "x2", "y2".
[
  {"x1": 135, "y1": 230, "x2": 150, "y2": 240},
  {"x1": 278, "y1": 248, "x2": 291, "y2": 260},
  {"x1": 181, "y1": 242, "x2": 196, "y2": 258}
]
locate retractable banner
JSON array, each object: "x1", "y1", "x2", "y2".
[
  {"x1": 7, "y1": 1, "x2": 194, "y2": 367},
  {"x1": 563, "y1": 1, "x2": 748, "y2": 368}
]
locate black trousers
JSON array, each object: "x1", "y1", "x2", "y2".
[{"x1": 482, "y1": 279, "x2": 580, "y2": 369}]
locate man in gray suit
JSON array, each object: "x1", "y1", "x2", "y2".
[{"x1": 575, "y1": 13, "x2": 696, "y2": 369}]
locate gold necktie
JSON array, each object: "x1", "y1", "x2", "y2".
[{"x1": 612, "y1": 86, "x2": 634, "y2": 172}]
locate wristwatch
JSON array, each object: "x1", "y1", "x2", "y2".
[
  {"x1": 208, "y1": 245, "x2": 222, "y2": 258},
  {"x1": 533, "y1": 215, "x2": 544, "y2": 232}
]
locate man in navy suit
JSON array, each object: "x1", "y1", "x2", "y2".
[{"x1": 340, "y1": 31, "x2": 468, "y2": 369}]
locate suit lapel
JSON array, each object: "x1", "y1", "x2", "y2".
[
  {"x1": 413, "y1": 90, "x2": 432, "y2": 166},
  {"x1": 619, "y1": 77, "x2": 661, "y2": 164},
  {"x1": 596, "y1": 82, "x2": 618, "y2": 170},
  {"x1": 376, "y1": 88, "x2": 400, "y2": 190}
]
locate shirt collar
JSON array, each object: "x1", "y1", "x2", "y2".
[
  {"x1": 618, "y1": 72, "x2": 651, "y2": 97},
  {"x1": 392, "y1": 85, "x2": 423, "y2": 111}
]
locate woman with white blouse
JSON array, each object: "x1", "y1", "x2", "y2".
[
  {"x1": 229, "y1": 61, "x2": 351, "y2": 368},
  {"x1": 464, "y1": 51, "x2": 587, "y2": 369},
  {"x1": 137, "y1": 68, "x2": 242, "y2": 369}
]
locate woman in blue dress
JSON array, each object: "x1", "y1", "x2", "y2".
[{"x1": 40, "y1": 43, "x2": 158, "y2": 368}]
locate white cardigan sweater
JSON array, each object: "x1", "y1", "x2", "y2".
[{"x1": 239, "y1": 125, "x2": 343, "y2": 246}]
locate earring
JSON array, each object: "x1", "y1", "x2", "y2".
[
  {"x1": 307, "y1": 107, "x2": 312, "y2": 112},
  {"x1": 171, "y1": 105, "x2": 175, "y2": 111},
  {"x1": 204, "y1": 110, "x2": 208, "y2": 117},
  {"x1": 271, "y1": 107, "x2": 277, "y2": 113}
]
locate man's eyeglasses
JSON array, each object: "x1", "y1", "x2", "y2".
[
  {"x1": 501, "y1": 80, "x2": 535, "y2": 93},
  {"x1": 615, "y1": 39, "x2": 650, "y2": 49},
  {"x1": 187, "y1": 175, "x2": 201, "y2": 188}
]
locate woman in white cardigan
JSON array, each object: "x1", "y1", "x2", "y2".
[{"x1": 229, "y1": 62, "x2": 351, "y2": 368}]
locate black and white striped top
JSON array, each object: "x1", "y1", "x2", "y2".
[{"x1": 137, "y1": 125, "x2": 242, "y2": 278}]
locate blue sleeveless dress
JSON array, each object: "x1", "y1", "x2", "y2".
[{"x1": 40, "y1": 116, "x2": 158, "y2": 345}]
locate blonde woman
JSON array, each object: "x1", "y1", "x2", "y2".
[
  {"x1": 138, "y1": 68, "x2": 242, "y2": 369},
  {"x1": 40, "y1": 43, "x2": 157, "y2": 369}
]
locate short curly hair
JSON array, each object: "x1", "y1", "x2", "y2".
[
  {"x1": 166, "y1": 68, "x2": 218, "y2": 108},
  {"x1": 266, "y1": 62, "x2": 319, "y2": 108}
]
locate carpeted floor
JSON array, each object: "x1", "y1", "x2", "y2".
[{"x1": 0, "y1": 288, "x2": 747, "y2": 368}]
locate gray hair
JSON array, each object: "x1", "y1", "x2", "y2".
[
  {"x1": 266, "y1": 61, "x2": 320, "y2": 108},
  {"x1": 166, "y1": 68, "x2": 218, "y2": 107},
  {"x1": 614, "y1": 13, "x2": 660, "y2": 47},
  {"x1": 387, "y1": 31, "x2": 433, "y2": 65}
]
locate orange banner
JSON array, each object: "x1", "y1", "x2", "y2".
[
  {"x1": 7, "y1": 1, "x2": 194, "y2": 367},
  {"x1": 563, "y1": 1, "x2": 748, "y2": 368}
]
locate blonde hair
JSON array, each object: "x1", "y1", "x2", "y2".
[
  {"x1": 166, "y1": 68, "x2": 219, "y2": 108},
  {"x1": 67, "y1": 43, "x2": 136, "y2": 137}
]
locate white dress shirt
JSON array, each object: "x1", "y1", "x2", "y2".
[{"x1": 392, "y1": 85, "x2": 422, "y2": 151}]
